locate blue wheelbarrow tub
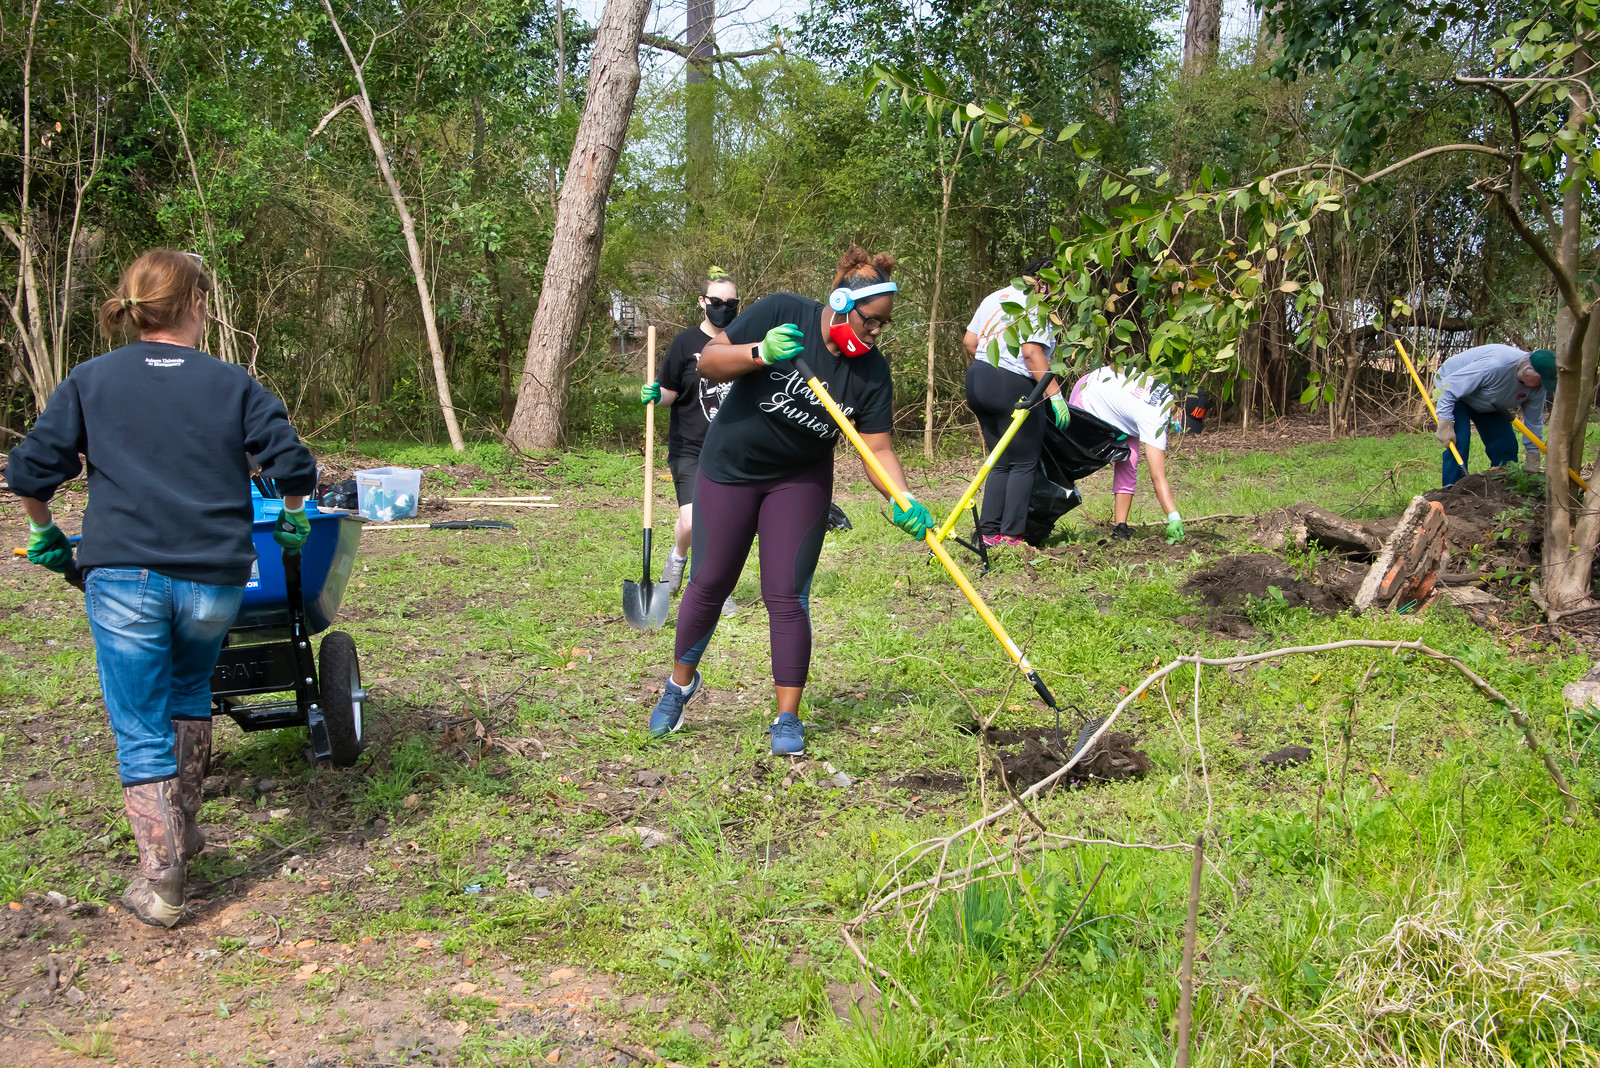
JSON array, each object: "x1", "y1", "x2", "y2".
[{"x1": 239, "y1": 498, "x2": 362, "y2": 633}]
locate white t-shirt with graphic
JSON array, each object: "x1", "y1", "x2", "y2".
[
  {"x1": 967, "y1": 285, "x2": 1057, "y2": 377},
  {"x1": 1073, "y1": 367, "x2": 1174, "y2": 450}
]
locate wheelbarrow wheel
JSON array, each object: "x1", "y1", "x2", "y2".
[{"x1": 318, "y1": 631, "x2": 365, "y2": 766}]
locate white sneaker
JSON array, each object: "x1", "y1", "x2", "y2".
[{"x1": 660, "y1": 553, "x2": 688, "y2": 596}]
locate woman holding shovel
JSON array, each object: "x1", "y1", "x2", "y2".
[
  {"x1": 647, "y1": 246, "x2": 933, "y2": 755},
  {"x1": 639, "y1": 267, "x2": 740, "y2": 616},
  {"x1": 5, "y1": 249, "x2": 317, "y2": 927}
]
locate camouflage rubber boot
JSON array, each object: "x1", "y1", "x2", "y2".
[
  {"x1": 172, "y1": 718, "x2": 211, "y2": 861},
  {"x1": 121, "y1": 778, "x2": 187, "y2": 928}
]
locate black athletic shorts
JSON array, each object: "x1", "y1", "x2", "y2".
[{"x1": 669, "y1": 452, "x2": 700, "y2": 506}]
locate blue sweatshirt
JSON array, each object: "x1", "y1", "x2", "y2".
[
  {"x1": 1433, "y1": 344, "x2": 1546, "y2": 456},
  {"x1": 3, "y1": 341, "x2": 317, "y2": 587}
]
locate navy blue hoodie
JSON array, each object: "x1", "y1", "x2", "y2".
[{"x1": 4, "y1": 341, "x2": 317, "y2": 586}]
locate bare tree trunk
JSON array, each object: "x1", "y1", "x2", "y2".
[
  {"x1": 1181, "y1": 0, "x2": 1223, "y2": 79},
  {"x1": 685, "y1": 0, "x2": 715, "y2": 215},
  {"x1": 1, "y1": 0, "x2": 102, "y2": 410},
  {"x1": 924, "y1": 138, "x2": 965, "y2": 460},
  {"x1": 317, "y1": 0, "x2": 466, "y2": 451},
  {"x1": 507, "y1": 0, "x2": 651, "y2": 450},
  {"x1": 363, "y1": 279, "x2": 389, "y2": 405},
  {"x1": 1538, "y1": 57, "x2": 1600, "y2": 611},
  {"x1": 1090, "y1": 56, "x2": 1123, "y2": 125}
]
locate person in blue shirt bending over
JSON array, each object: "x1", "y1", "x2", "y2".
[{"x1": 1433, "y1": 344, "x2": 1555, "y2": 488}]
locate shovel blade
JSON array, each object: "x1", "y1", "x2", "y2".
[
  {"x1": 623, "y1": 577, "x2": 670, "y2": 630},
  {"x1": 622, "y1": 578, "x2": 651, "y2": 630}
]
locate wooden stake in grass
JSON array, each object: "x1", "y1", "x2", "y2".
[{"x1": 1176, "y1": 832, "x2": 1204, "y2": 1068}]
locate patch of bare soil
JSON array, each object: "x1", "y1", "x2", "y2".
[
  {"x1": 982, "y1": 726, "x2": 1150, "y2": 792},
  {"x1": 0, "y1": 890, "x2": 655, "y2": 1068}
]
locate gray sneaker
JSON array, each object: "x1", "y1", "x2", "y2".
[
  {"x1": 661, "y1": 554, "x2": 688, "y2": 596},
  {"x1": 721, "y1": 596, "x2": 738, "y2": 616}
]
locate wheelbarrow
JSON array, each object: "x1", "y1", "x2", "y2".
[
  {"x1": 21, "y1": 483, "x2": 368, "y2": 766},
  {"x1": 213, "y1": 486, "x2": 367, "y2": 765}
]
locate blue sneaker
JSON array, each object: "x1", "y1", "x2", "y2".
[
  {"x1": 770, "y1": 713, "x2": 806, "y2": 756},
  {"x1": 649, "y1": 672, "x2": 701, "y2": 737}
]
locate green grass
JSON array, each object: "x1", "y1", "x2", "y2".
[{"x1": 2, "y1": 425, "x2": 1597, "y2": 1065}]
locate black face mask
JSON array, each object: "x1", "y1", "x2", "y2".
[{"x1": 704, "y1": 297, "x2": 739, "y2": 328}]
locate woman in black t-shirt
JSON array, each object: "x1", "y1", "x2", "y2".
[
  {"x1": 647, "y1": 247, "x2": 934, "y2": 756},
  {"x1": 640, "y1": 268, "x2": 740, "y2": 614}
]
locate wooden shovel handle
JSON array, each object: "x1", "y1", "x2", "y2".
[{"x1": 643, "y1": 324, "x2": 656, "y2": 529}]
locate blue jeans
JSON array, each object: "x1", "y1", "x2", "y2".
[
  {"x1": 85, "y1": 569, "x2": 243, "y2": 785},
  {"x1": 1443, "y1": 406, "x2": 1520, "y2": 488}
]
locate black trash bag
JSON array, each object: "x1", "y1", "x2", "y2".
[
  {"x1": 1040, "y1": 405, "x2": 1133, "y2": 485},
  {"x1": 320, "y1": 478, "x2": 358, "y2": 511},
  {"x1": 1024, "y1": 405, "x2": 1132, "y2": 545},
  {"x1": 1024, "y1": 475, "x2": 1081, "y2": 547},
  {"x1": 826, "y1": 501, "x2": 852, "y2": 533}
]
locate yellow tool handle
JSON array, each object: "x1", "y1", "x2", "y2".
[
  {"x1": 643, "y1": 325, "x2": 656, "y2": 530},
  {"x1": 935, "y1": 373, "x2": 1057, "y2": 543},
  {"x1": 793, "y1": 358, "x2": 1033, "y2": 673},
  {"x1": 935, "y1": 410, "x2": 1022, "y2": 543},
  {"x1": 1512, "y1": 416, "x2": 1591, "y2": 491},
  {"x1": 1393, "y1": 338, "x2": 1465, "y2": 467}
]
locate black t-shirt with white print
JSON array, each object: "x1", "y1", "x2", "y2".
[
  {"x1": 657, "y1": 323, "x2": 730, "y2": 460},
  {"x1": 699, "y1": 292, "x2": 894, "y2": 485}
]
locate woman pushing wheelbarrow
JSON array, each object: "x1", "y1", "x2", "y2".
[
  {"x1": 647, "y1": 246, "x2": 933, "y2": 755},
  {"x1": 5, "y1": 249, "x2": 317, "y2": 928}
]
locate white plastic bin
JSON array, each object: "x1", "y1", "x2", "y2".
[{"x1": 355, "y1": 467, "x2": 422, "y2": 522}]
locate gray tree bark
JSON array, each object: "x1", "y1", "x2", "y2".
[
  {"x1": 507, "y1": 0, "x2": 651, "y2": 449},
  {"x1": 1182, "y1": 0, "x2": 1223, "y2": 78},
  {"x1": 685, "y1": 0, "x2": 716, "y2": 214}
]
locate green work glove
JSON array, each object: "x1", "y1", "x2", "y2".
[
  {"x1": 1434, "y1": 423, "x2": 1456, "y2": 448},
  {"x1": 26, "y1": 521, "x2": 72, "y2": 574},
  {"x1": 273, "y1": 504, "x2": 311, "y2": 555},
  {"x1": 758, "y1": 324, "x2": 804, "y2": 365},
  {"x1": 1050, "y1": 394, "x2": 1071, "y2": 429},
  {"x1": 1165, "y1": 510, "x2": 1185, "y2": 545},
  {"x1": 640, "y1": 382, "x2": 661, "y2": 405},
  {"x1": 891, "y1": 494, "x2": 933, "y2": 540}
]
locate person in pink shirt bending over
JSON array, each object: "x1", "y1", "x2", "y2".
[{"x1": 1070, "y1": 366, "x2": 1185, "y2": 543}]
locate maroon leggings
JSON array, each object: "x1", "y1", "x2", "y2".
[{"x1": 674, "y1": 461, "x2": 833, "y2": 687}]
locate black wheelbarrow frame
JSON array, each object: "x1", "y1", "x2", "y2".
[{"x1": 210, "y1": 548, "x2": 366, "y2": 767}]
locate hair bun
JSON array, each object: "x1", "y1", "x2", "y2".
[{"x1": 871, "y1": 252, "x2": 896, "y2": 277}]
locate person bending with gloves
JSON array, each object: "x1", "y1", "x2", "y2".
[
  {"x1": 639, "y1": 267, "x2": 740, "y2": 615},
  {"x1": 5, "y1": 249, "x2": 317, "y2": 928},
  {"x1": 962, "y1": 256, "x2": 1069, "y2": 549},
  {"x1": 1070, "y1": 365, "x2": 1185, "y2": 543},
  {"x1": 1433, "y1": 344, "x2": 1554, "y2": 488},
  {"x1": 646, "y1": 246, "x2": 931, "y2": 756}
]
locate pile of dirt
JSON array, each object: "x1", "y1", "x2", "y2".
[
  {"x1": 1421, "y1": 471, "x2": 1537, "y2": 551},
  {"x1": 1182, "y1": 554, "x2": 1353, "y2": 613},
  {"x1": 983, "y1": 726, "x2": 1151, "y2": 791}
]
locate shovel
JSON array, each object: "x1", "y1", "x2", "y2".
[{"x1": 623, "y1": 324, "x2": 671, "y2": 630}]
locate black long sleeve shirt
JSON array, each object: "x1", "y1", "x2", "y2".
[{"x1": 4, "y1": 341, "x2": 318, "y2": 587}]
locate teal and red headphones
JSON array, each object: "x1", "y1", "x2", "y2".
[{"x1": 827, "y1": 280, "x2": 898, "y2": 356}]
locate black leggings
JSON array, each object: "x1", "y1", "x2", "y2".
[
  {"x1": 965, "y1": 359, "x2": 1044, "y2": 538},
  {"x1": 674, "y1": 461, "x2": 832, "y2": 687}
]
